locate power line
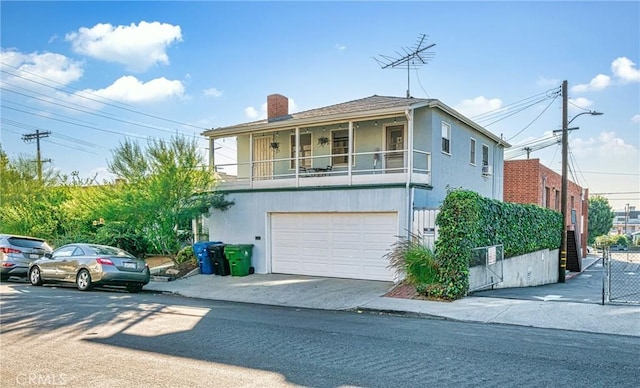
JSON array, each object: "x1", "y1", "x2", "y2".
[
  {"x1": 506, "y1": 94, "x2": 559, "y2": 141},
  {"x1": 471, "y1": 87, "x2": 560, "y2": 122},
  {"x1": 1, "y1": 90, "x2": 179, "y2": 135},
  {"x1": 3, "y1": 105, "x2": 149, "y2": 140},
  {"x1": 1, "y1": 64, "x2": 208, "y2": 131}
]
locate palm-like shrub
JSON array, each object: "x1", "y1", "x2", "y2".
[{"x1": 385, "y1": 234, "x2": 438, "y2": 286}]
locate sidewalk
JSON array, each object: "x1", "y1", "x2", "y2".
[{"x1": 145, "y1": 257, "x2": 640, "y2": 338}]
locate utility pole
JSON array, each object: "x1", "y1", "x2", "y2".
[
  {"x1": 559, "y1": 80, "x2": 568, "y2": 283},
  {"x1": 559, "y1": 81, "x2": 603, "y2": 283},
  {"x1": 21, "y1": 129, "x2": 51, "y2": 182}
]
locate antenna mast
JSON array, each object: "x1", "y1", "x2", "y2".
[{"x1": 374, "y1": 34, "x2": 436, "y2": 98}]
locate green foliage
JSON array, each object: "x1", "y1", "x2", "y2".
[
  {"x1": 175, "y1": 245, "x2": 197, "y2": 265},
  {"x1": 0, "y1": 138, "x2": 231, "y2": 258},
  {"x1": 93, "y1": 222, "x2": 149, "y2": 258},
  {"x1": 588, "y1": 196, "x2": 615, "y2": 244},
  {"x1": 426, "y1": 189, "x2": 562, "y2": 301},
  {"x1": 385, "y1": 234, "x2": 439, "y2": 286},
  {"x1": 106, "y1": 136, "x2": 234, "y2": 255}
]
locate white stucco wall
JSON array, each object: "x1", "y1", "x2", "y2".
[
  {"x1": 469, "y1": 248, "x2": 560, "y2": 291},
  {"x1": 207, "y1": 186, "x2": 409, "y2": 274}
]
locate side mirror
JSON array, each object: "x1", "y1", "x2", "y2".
[{"x1": 44, "y1": 252, "x2": 53, "y2": 259}]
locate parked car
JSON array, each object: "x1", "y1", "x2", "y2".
[
  {"x1": 610, "y1": 244, "x2": 628, "y2": 251},
  {"x1": 1, "y1": 234, "x2": 52, "y2": 281},
  {"x1": 28, "y1": 243, "x2": 150, "y2": 293}
]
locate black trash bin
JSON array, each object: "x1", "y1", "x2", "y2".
[
  {"x1": 207, "y1": 243, "x2": 229, "y2": 276},
  {"x1": 193, "y1": 241, "x2": 221, "y2": 275}
]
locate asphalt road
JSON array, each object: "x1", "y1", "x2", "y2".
[{"x1": 1, "y1": 282, "x2": 639, "y2": 387}]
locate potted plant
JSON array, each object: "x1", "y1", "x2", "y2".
[{"x1": 317, "y1": 136, "x2": 329, "y2": 147}]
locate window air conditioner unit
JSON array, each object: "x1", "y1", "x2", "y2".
[{"x1": 482, "y1": 165, "x2": 493, "y2": 176}]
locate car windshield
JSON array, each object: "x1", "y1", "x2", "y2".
[
  {"x1": 90, "y1": 246, "x2": 133, "y2": 257},
  {"x1": 7, "y1": 237, "x2": 51, "y2": 251}
]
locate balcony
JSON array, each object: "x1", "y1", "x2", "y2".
[{"x1": 214, "y1": 149, "x2": 431, "y2": 190}]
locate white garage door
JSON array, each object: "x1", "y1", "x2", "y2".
[{"x1": 270, "y1": 212, "x2": 398, "y2": 281}]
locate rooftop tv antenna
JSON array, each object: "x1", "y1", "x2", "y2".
[{"x1": 373, "y1": 34, "x2": 436, "y2": 98}]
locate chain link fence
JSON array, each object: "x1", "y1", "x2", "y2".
[{"x1": 603, "y1": 247, "x2": 640, "y2": 304}]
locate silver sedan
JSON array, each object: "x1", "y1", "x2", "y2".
[{"x1": 28, "y1": 243, "x2": 150, "y2": 293}]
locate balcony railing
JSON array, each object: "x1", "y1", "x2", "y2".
[{"x1": 214, "y1": 149, "x2": 431, "y2": 190}]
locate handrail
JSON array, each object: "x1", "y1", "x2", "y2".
[{"x1": 213, "y1": 148, "x2": 431, "y2": 186}]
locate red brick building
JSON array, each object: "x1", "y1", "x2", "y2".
[{"x1": 504, "y1": 159, "x2": 589, "y2": 258}]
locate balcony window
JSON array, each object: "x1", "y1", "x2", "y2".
[
  {"x1": 290, "y1": 133, "x2": 311, "y2": 168},
  {"x1": 331, "y1": 129, "x2": 352, "y2": 166}
]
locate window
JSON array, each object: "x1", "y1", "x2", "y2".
[
  {"x1": 290, "y1": 133, "x2": 311, "y2": 168},
  {"x1": 545, "y1": 187, "x2": 551, "y2": 208},
  {"x1": 469, "y1": 138, "x2": 476, "y2": 165},
  {"x1": 331, "y1": 129, "x2": 352, "y2": 166},
  {"x1": 482, "y1": 144, "x2": 489, "y2": 166},
  {"x1": 441, "y1": 122, "x2": 451, "y2": 154}
]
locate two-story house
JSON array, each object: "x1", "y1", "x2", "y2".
[{"x1": 201, "y1": 94, "x2": 509, "y2": 281}]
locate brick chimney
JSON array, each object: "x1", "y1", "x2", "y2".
[{"x1": 267, "y1": 94, "x2": 289, "y2": 121}]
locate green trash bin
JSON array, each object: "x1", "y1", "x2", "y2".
[{"x1": 224, "y1": 244, "x2": 254, "y2": 276}]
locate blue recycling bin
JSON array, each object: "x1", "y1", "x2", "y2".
[{"x1": 192, "y1": 241, "x2": 222, "y2": 275}]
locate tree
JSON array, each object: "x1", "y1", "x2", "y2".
[
  {"x1": 0, "y1": 149, "x2": 63, "y2": 240},
  {"x1": 588, "y1": 196, "x2": 615, "y2": 244},
  {"x1": 107, "y1": 136, "x2": 233, "y2": 255}
]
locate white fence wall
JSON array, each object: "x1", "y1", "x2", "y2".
[
  {"x1": 469, "y1": 249, "x2": 559, "y2": 291},
  {"x1": 412, "y1": 209, "x2": 439, "y2": 248}
]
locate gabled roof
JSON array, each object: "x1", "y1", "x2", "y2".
[
  {"x1": 290, "y1": 95, "x2": 432, "y2": 120},
  {"x1": 203, "y1": 95, "x2": 509, "y2": 146}
]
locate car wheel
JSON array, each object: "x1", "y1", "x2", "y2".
[
  {"x1": 76, "y1": 269, "x2": 92, "y2": 291},
  {"x1": 0, "y1": 274, "x2": 9, "y2": 282},
  {"x1": 126, "y1": 284, "x2": 143, "y2": 293},
  {"x1": 29, "y1": 267, "x2": 43, "y2": 286}
]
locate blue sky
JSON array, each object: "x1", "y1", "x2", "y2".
[{"x1": 1, "y1": 1, "x2": 638, "y2": 210}]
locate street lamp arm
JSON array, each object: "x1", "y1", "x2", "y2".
[{"x1": 567, "y1": 111, "x2": 604, "y2": 126}]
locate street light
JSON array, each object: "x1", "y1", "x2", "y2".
[
  {"x1": 559, "y1": 80, "x2": 604, "y2": 282},
  {"x1": 568, "y1": 110, "x2": 604, "y2": 126}
]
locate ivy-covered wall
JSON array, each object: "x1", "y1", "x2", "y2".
[{"x1": 429, "y1": 189, "x2": 562, "y2": 300}]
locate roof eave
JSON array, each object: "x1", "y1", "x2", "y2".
[
  {"x1": 427, "y1": 100, "x2": 511, "y2": 148},
  {"x1": 202, "y1": 105, "x2": 414, "y2": 138}
]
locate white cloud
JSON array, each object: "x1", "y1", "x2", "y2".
[
  {"x1": 454, "y1": 96, "x2": 503, "y2": 118},
  {"x1": 204, "y1": 87, "x2": 223, "y2": 97},
  {"x1": 244, "y1": 106, "x2": 258, "y2": 119},
  {"x1": 79, "y1": 75, "x2": 185, "y2": 103},
  {"x1": 335, "y1": 43, "x2": 346, "y2": 51},
  {"x1": 536, "y1": 76, "x2": 560, "y2": 88},
  {"x1": 632, "y1": 114, "x2": 640, "y2": 123},
  {"x1": 611, "y1": 57, "x2": 640, "y2": 83},
  {"x1": 568, "y1": 97, "x2": 593, "y2": 116},
  {"x1": 0, "y1": 49, "x2": 84, "y2": 87},
  {"x1": 65, "y1": 21, "x2": 182, "y2": 72},
  {"x1": 571, "y1": 131, "x2": 637, "y2": 158},
  {"x1": 571, "y1": 74, "x2": 611, "y2": 93}
]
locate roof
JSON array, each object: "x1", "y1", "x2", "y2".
[
  {"x1": 203, "y1": 95, "x2": 509, "y2": 146},
  {"x1": 289, "y1": 95, "x2": 432, "y2": 120}
]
